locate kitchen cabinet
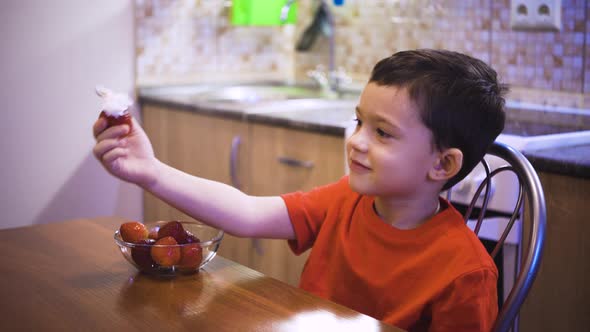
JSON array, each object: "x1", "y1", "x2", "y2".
[
  {"x1": 519, "y1": 172, "x2": 590, "y2": 332},
  {"x1": 142, "y1": 104, "x2": 345, "y2": 286},
  {"x1": 142, "y1": 104, "x2": 254, "y2": 269},
  {"x1": 246, "y1": 122, "x2": 345, "y2": 286}
]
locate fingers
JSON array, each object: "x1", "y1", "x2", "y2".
[
  {"x1": 95, "y1": 123, "x2": 130, "y2": 142},
  {"x1": 93, "y1": 137, "x2": 125, "y2": 161},
  {"x1": 93, "y1": 117, "x2": 107, "y2": 139},
  {"x1": 97, "y1": 146, "x2": 129, "y2": 180},
  {"x1": 93, "y1": 117, "x2": 132, "y2": 140},
  {"x1": 102, "y1": 146, "x2": 128, "y2": 164},
  {"x1": 128, "y1": 116, "x2": 146, "y2": 138}
]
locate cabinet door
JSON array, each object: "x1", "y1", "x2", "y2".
[
  {"x1": 142, "y1": 105, "x2": 253, "y2": 267},
  {"x1": 142, "y1": 105, "x2": 175, "y2": 221},
  {"x1": 247, "y1": 123, "x2": 345, "y2": 286},
  {"x1": 519, "y1": 173, "x2": 590, "y2": 332}
]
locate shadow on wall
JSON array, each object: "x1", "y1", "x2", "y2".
[{"x1": 34, "y1": 152, "x2": 142, "y2": 225}]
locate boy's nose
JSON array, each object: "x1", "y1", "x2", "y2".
[{"x1": 346, "y1": 129, "x2": 368, "y2": 152}]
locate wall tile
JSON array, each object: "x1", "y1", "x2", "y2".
[
  {"x1": 294, "y1": 0, "x2": 492, "y2": 84},
  {"x1": 135, "y1": 0, "x2": 589, "y2": 111},
  {"x1": 135, "y1": 0, "x2": 292, "y2": 85},
  {"x1": 491, "y1": 0, "x2": 585, "y2": 106}
]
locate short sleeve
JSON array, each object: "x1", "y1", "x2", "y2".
[
  {"x1": 281, "y1": 176, "x2": 350, "y2": 255},
  {"x1": 429, "y1": 267, "x2": 498, "y2": 332}
]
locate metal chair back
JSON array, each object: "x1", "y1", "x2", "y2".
[{"x1": 447, "y1": 142, "x2": 546, "y2": 332}]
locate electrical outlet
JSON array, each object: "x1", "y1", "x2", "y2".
[{"x1": 510, "y1": 0, "x2": 561, "y2": 31}]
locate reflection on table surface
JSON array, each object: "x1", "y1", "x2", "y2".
[{"x1": 0, "y1": 217, "x2": 404, "y2": 331}]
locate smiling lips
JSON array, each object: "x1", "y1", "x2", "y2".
[{"x1": 349, "y1": 159, "x2": 371, "y2": 173}]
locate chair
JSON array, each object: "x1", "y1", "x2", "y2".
[{"x1": 444, "y1": 141, "x2": 547, "y2": 332}]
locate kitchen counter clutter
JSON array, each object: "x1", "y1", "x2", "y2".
[{"x1": 139, "y1": 84, "x2": 590, "y2": 179}]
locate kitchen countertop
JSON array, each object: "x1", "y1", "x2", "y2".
[
  {"x1": 139, "y1": 86, "x2": 590, "y2": 179},
  {"x1": 522, "y1": 144, "x2": 590, "y2": 178}
]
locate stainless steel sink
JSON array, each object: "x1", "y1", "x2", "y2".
[
  {"x1": 140, "y1": 82, "x2": 361, "y2": 107},
  {"x1": 191, "y1": 84, "x2": 359, "y2": 104},
  {"x1": 193, "y1": 85, "x2": 323, "y2": 103}
]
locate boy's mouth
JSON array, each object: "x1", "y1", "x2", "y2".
[{"x1": 349, "y1": 159, "x2": 371, "y2": 173}]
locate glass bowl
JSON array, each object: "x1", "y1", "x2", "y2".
[{"x1": 114, "y1": 220, "x2": 224, "y2": 276}]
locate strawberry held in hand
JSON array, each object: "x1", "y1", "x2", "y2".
[{"x1": 95, "y1": 85, "x2": 133, "y2": 131}]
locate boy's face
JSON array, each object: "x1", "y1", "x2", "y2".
[{"x1": 346, "y1": 83, "x2": 439, "y2": 198}]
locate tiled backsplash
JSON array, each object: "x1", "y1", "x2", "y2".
[
  {"x1": 136, "y1": 0, "x2": 589, "y2": 111},
  {"x1": 135, "y1": 0, "x2": 294, "y2": 85}
]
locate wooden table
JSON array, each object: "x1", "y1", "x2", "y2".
[{"x1": 0, "y1": 217, "x2": 403, "y2": 331}]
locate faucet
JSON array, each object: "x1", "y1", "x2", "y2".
[
  {"x1": 310, "y1": 1, "x2": 348, "y2": 94},
  {"x1": 282, "y1": 1, "x2": 349, "y2": 95},
  {"x1": 320, "y1": 1, "x2": 337, "y2": 92},
  {"x1": 280, "y1": 0, "x2": 296, "y2": 23},
  {"x1": 307, "y1": 65, "x2": 331, "y2": 92}
]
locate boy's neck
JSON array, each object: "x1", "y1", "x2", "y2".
[{"x1": 373, "y1": 196, "x2": 441, "y2": 230}]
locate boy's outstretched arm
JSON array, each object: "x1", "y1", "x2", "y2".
[{"x1": 93, "y1": 116, "x2": 295, "y2": 240}]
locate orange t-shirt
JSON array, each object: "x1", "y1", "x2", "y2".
[{"x1": 281, "y1": 176, "x2": 498, "y2": 332}]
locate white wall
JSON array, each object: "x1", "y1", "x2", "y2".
[{"x1": 0, "y1": 0, "x2": 141, "y2": 229}]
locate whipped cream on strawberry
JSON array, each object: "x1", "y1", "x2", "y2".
[{"x1": 95, "y1": 85, "x2": 133, "y2": 117}]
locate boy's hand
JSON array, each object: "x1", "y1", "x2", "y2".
[{"x1": 92, "y1": 116, "x2": 159, "y2": 189}]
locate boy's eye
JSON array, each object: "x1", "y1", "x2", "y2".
[
  {"x1": 353, "y1": 118, "x2": 362, "y2": 127},
  {"x1": 377, "y1": 128, "x2": 392, "y2": 138}
]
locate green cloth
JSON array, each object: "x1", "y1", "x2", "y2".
[{"x1": 231, "y1": 0, "x2": 297, "y2": 26}]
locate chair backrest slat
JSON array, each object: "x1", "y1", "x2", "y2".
[
  {"x1": 488, "y1": 142, "x2": 546, "y2": 332},
  {"x1": 447, "y1": 142, "x2": 547, "y2": 332}
]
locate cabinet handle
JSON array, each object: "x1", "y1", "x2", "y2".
[
  {"x1": 252, "y1": 239, "x2": 265, "y2": 256},
  {"x1": 277, "y1": 156, "x2": 314, "y2": 169},
  {"x1": 230, "y1": 136, "x2": 242, "y2": 189}
]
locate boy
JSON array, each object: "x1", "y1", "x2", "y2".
[{"x1": 93, "y1": 49, "x2": 507, "y2": 331}]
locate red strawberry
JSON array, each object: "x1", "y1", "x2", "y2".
[
  {"x1": 100, "y1": 110, "x2": 132, "y2": 131},
  {"x1": 150, "y1": 236, "x2": 181, "y2": 267},
  {"x1": 157, "y1": 221, "x2": 188, "y2": 244},
  {"x1": 179, "y1": 243, "x2": 203, "y2": 272},
  {"x1": 131, "y1": 238, "x2": 157, "y2": 271},
  {"x1": 119, "y1": 221, "x2": 148, "y2": 244}
]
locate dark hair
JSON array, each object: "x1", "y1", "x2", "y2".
[{"x1": 369, "y1": 49, "x2": 508, "y2": 190}]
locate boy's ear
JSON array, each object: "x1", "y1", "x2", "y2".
[{"x1": 428, "y1": 148, "x2": 463, "y2": 181}]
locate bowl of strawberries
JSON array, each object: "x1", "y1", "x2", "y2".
[{"x1": 114, "y1": 220, "x2": 224, "y2": 276}]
